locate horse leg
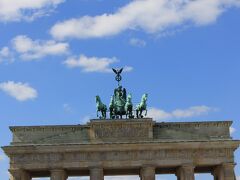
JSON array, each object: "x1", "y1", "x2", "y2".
[
  {"x1": 130, "y1": 108, "x2": 133, "y2": 118},
  {"x1": 145, "y1": 109, "x2": 147, "y2": 116},
  {"x1": 102, "y1": 110, "x2": 105, "y2": 119},
  {"x1": 140, "y1": 110, "x2": 143, "y2": 118},
  {"x1": 97, "y1": 110, "x2": 99, "y2": 117},
  {"x1": 104, "y1": 111, "x2": 106, "y2": 119},
  {"x1": 101, "y1": 111, "x2": 104, "y2": 119}
]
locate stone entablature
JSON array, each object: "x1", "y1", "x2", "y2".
[
  {"x1": 9, "y1": 119, "x2": 232, "y2": 145},
  {"x1": 2, "y1": 119, "x2": 239, "y2": 180}
]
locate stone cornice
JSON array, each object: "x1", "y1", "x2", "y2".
[
  {"x1": 2, "y1": 140, "x2": 240, "y2": 155},
  {"x1": 8, "y1": 120, "x2": 233, "y2": 145},
  {"x1": 154, "y1": 120, "x2": 232, "y2": 127},
  {"x1": 10, "y1": 124, "x2": 90, "y2": 132}
]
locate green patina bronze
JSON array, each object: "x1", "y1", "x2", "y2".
[
  {"x1": 96, "y1": 68, "x2": 148, "y2": 119},
  {"x1": 96, "y1": 95, "x2": 107, "y2": 119},
  {"x1": 136, "y1": 93, "x2": 148, "y2": 118}
]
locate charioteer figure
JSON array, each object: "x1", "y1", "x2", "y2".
[{"x1": 96, "y1": 67, "x2": 148, "y2": 119}]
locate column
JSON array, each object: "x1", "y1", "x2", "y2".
[
  {"x1": 140, "y1": 166, "x2": 155, "y2": 180},
  {"x1": 213, "y1": 163, "x2": 236, "y2": 180},
  {"x1": 50, "y1": 169, "x2": 67, "y2": 180},
  {"x1": 90, "y1": 167, "x2": 104, "y2": 180},
  {"x1": 176, "y1": 164, "x2": 195, "y2": 180},
  {"x1": 9, "y1": 169, "x2": 31, "y2": 180}
]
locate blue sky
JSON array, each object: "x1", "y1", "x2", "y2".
[{"x1": 0, "y1": 0, "x2": 240, "y2": 179}]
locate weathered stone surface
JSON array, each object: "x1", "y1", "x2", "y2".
[
  {"x1": 2, "y1": 119, "x2": 240, "y2": 179},
  {"x1": 9, "y1": 169, "x2": 31, "y2": 180},
  {"x1": 140, "y1": 166, "x2": 155, "y2": 180},
  {"x1": 90, "y1": 119, "x2": 153, "y2": 141},
  {"x1": 11, "y1": 124, "x2": 90, "y2": 144},
  {"x1": 50, "y1": 169, "x2": 67, "y2": 180},
  {"x1": 90, "y1": 167, "x2": 104, "y2": 180},
  {"x1": 176, "y1": 164, "x2": 195, "y2": 180},
  {"x1": 213, "y1": 163, "x2": 236, "y2": 180},
  {"x1": 9, "y1": 119, "x2": 232, "y2": 145},
  {"x1": 153, "y1": 121, "x2": 232, "y2": 140}
]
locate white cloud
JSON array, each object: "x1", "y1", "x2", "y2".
[
  {"x1": 148, "y1": 105, "x2": 216, "y2": 121},
  {"x1": 0, "y1": 47, "x2": 10, "y2": 57},
  {"x1": 236, "y1": 176, "x2": 240, "y2": 180},
  {"x1": 0, "y1": 46, "x2": 14, "y2": 63},
  {"x1": 0, "y1": 155, "x2": 5, "y2": 161},
  {"x1": 50, "y1": 0, "x2": 240, "y2": 40},
  {"x1": 0, "y1": 81, "x2": 38, "y2": 101},
  {"x1": 0, "y1": 0, "x2": 65, "y2": 22},
  {"x1": 148, "y1": 108, "x2": 172, "y2": 120},
  {"x1": 12, "y1": 35, "x2": 69, "y2": 61},
  {"x1": 64, "y1": 54, "x2": 133, "y2": 73},
  {"x1": 129, "y1": 38, "x2": 146, "y2": 47},
  {"x1": 81, "y1": 116, "x2": 91, "y2": 124},
  {"x1": 124, "y1": 66, "x2": 134, "y2": 72},
  {"x1": 230, "y1": 127, "x2": 236, "y2": 135},
  {"x1": 63, "y1": 103, "x2": 73, "y2": 113},
  {"x1": 63, "y1": 55, "x2": 117, "y2": 72}
]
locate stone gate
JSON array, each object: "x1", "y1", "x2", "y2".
[{"x1": 2, "y1": 118, "x2": 240, "y2": 180}]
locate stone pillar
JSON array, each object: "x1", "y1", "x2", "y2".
[
  {"x1": 50, "y1": 169, "x2": 67, "y2": 180},
  {"x1": 176, "y1": 164, "x2": 195, "y2": 180},
  {"x1": 140, "y1": 166, "x2": 155, "y2": 180},
  {"x1": 9, "y1": 169, "x2": 31, "y2": 180},
  {"x1": 90, "y1": 167, "x2": 104, "y2": 180},
  {"x1": 213, "y1": 163, "x2": 236, "y2": 180}
]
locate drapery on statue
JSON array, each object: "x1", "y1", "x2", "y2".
[
  {"x1": 95, "y1": 68, "x2": 148, "y2": 119},
  {"x1": 110, "y1": 85, "x2": 128, "y2": 119}
]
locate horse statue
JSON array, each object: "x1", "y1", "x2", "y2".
[
  {"x1": 125, "y1": 94, "x2": 133, "y2": 118},
  {"x1": 109, "y1": 95, "x2": 114, "y2": 119},
  {"x1": 96, "y1": 95, "x2": 107, "y2": 119},
  {"x1": 136, "y1": 93, "x2": 148, "y2": 118}
]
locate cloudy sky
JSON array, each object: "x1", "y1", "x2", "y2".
[{"x1": 0, "y1": 0, "x2": 240, "y2": 179}]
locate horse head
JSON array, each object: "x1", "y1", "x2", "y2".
[
  {"x1": 142, "y1": 93, "x2": 148, "y2": 103},
  {"x1": 127, "y1": 94, "x2": 132, "y2": 103},
  {"x1": 109, "y1": 95, "x2": 114, "y2": 106},
  {"x1": 96, "y1": 95, "x2": 101, "y2": 103}
]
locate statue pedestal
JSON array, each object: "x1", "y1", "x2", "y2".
[{"x1": 89, "y1": 118, "x2": 154, "y2": 142}]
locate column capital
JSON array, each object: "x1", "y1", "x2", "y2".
[
  {"x1": 9, "y1": 169, "x2": 22, "y2": 175},
  {"x1": 176, "y1": 164, "x2": 195, "y2": 180},
  {"x1": 9, "y1": 169, "x2": 31, "y2": 180},
  {"x1": 221, "y1": 162, "x2": 236, "y2": 168},
  {"x1": 89, "y1": 166, "x2": 103, "y2": 170},
  {"x1": 176, "y1": 164, "x2": 195, "y2": 175},
  {"x1": 213, "y1": 163, "x2": 236, "y2": 180},
  {"x1": 50, "y1": 169, "x2": 67, "y2": 172},
  {"x1": 90, "y1": 167, "x2": 104, "y2": 180},
  {"x1": 140, "y1": 166, "x2": 155, "y2": 180},
  {"x1": 141, "y1": 165, "x2": 156, "y2": 170},
  {"x1": 181, "y1": 163, "x2": 195, "y2": 168},
  {"x1": 50, "y1": 169, "x2": 67, "y2": 180}
]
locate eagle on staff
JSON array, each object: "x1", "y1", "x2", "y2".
[{"x1": 112, "y1": 68, "x2": 123, "y2": 86}]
